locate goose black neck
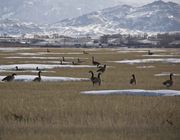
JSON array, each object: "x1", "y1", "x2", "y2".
[
  {"x1": 98, "y1": 73, "x2": 101, "y2": 78},
  {"x1": 38, "y1": 72, "x2": 41, "y2": 78},
  {"x1": 170, "y1": 74, "x2": 172, "y2": 80},
  {"x1": 89, "y1": 71, "x2": 94, "y2": 78}
]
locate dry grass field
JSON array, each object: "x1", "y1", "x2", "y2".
[{"x1": 0, "y1": 47, "x2": 180, "y2": 140}]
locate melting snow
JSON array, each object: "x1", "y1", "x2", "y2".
[
  {"x1": 0, "y1": 47, "x2": 32, "y2": 52},
  {"x1": 142, "y1": 54, "x2": 177, "y2": 57},
  {"x1": 155, "y1": 72, "x2": 180, "y2": 77},
  {"x1": 0, "y1": 69, "x2": 55, "y2": 73},
  {"x1": 117, "y1": 50, "x2": 148, "y2": 53},
  {"x1": 23, "y1": 61, "x2": 72, "y2": 64},
  {"x1": 113, "y1": 58, "x2": 180, "y2": 64},
  {"x1": 17, "y1": 53, "x2": 41, "y2": 56},
  {"x1": 116, "y1": 48, "x2": 167, "y2": 53},
  {"x1": 81, "y1": 89, "x2": 180, "y2": 96},
  {"x1": 0, "y1": 64, "x2": 96, "y2": 70},
  {"x1": 17, "y1": 52, "x2": 83, "y2": 55},
  {"x1": 5, "y1": 56, "x2": 87, "y2": 60},
  {"x1": 0, "y1": 75, "x2": 89, "y2": 82},
  {"x1": 136, "y1": 65, "x2": 155, "y2": 69}
]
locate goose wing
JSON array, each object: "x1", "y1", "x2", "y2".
[{"x1": 2, "y1": 75, "x2": 13, "y2": 81}]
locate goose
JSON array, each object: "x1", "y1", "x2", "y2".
[
  {"x1": 72, "y1": 61, "x2": 78, "y2": 65},
  {"x1": 60, "y1": 60, "x2": 63, "y2": 65},
  {"x1": 15, "y1": 66, "x2": 19, "y2": 71},
  {"x1": 83, "y1": 51, "x2": 89, "y2": 54},
  {"x1": 36, "y1": 67, "x2": 39, "y2": 70},
  {"x1": 89, "y1": 71, "x2": 101, "y2": 86},
  {"x1": 130, "y1": 74, "x2": 136, "y2": 85},
  {"x1": 166, "y1": 119, "x2": 173, "y2": 126},
  {"x1": 77, "y1": 58, "x2": 83, "y2": 63},
  {"x1": 97, "y1": 64, "x2": 104, "y2": 69},
  {"x1": 148, "y1": 50, "x2": 154, "y2": 55},
  {"x1": 62, "y1": 56, "x2": 65, "y2": 61},
  {"x1": 97, "y1": 64, "x2": 106, "y2": 73},
  {"x1": 15, "y1": 66, "x2": 23, "y2": 71},
  {"x1": 2, "y1": 73, "x2": 16, "y2": 82},
  {"x1": 33, "y1": 71, "x2": 42, "y2": 82},
  {"x1": 163, "y1": 73, "x2": 173, "y2": 87},
  {"x1": 92, "y1": 56, "x2": 100, "y2": 66},
  {"x1": 10, "y1": 112, "x2": 23, "y2": 121},
  {"x1": 47, "y1": 49, "x2": 50, "y2": 52}
]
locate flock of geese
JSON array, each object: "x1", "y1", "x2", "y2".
[
  {"x1": 1, "y1": 50, "x2": 174, "y2": 87},
  {"x1": 89, "y1": 57, "x2": 106, "y2": 86},
  {"x1": 129, "y1": 73, "x2": 173, "y2": 87},
  {"x1": 89, "y1": 55, "x2": 174, "y2": 87}
]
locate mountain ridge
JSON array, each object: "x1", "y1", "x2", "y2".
[
  {"x1": 53, "y1": 0, "x2": 180, "y2": 32},
  {"x1": 1, "y1": 1, "x2": 180, "y2": 36}
]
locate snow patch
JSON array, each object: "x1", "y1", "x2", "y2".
[
  {"x1": 136, "y1": 65, "x2": 155, "y2": 69},
  {"x1": 0, "y1": 75, "x2": 89, "y2": 82},
  {"x1": 0, "y1": 64, "x2": 96, "y2": 70},
  {"x1": 113, "y1": 58, "x2": 180, "y2": 64},
  {"x1": 17, "y1": 52, "x2": 84, "y2": 55},
  {"x1": 0, "y1": 69, "x2": 55, "y2": 73},
  {"x1": 117, "y1": 49, "x2": 167, "y2": 53},
  {"x1": 0, "y1": 47, "x2": 32, "y2": 52},
  {"x1": 5, "y1": 56, "x2": 87, "y2": 60},
  {"x1": 155, "y1": 72, "x2": 180, "y2": 77},
  {"x1": 142, "y1": 54, "x2": 177, "y2": 57},
  {"x1": 81, "y1": 89, "x2": 180, "y2": 96}
]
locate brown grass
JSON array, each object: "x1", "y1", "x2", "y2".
[{"x1": 0, "y1": 47, "x2": 180, "y2": 140}]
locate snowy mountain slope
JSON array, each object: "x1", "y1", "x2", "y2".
[
  {"x1": 1, "y1": 1, "x2": 180, "y2": 37},
  {"x1": 0, "y1": 19, "x2": 42, "y2": 35},
  {"x1": 49, "y1": 23, "x2": 143, "y2": 37},
  {"x1": 53, "y1": 1, "x2": 180, "y2": 32},
  {"x1": 124, "y1": 1, "x2": 180, "y2": 31},
  {"x1": 0, "y1": 0, "x2": 124, "y2": 24}
]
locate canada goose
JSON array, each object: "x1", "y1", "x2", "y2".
[
  {"x1": 97, "y1": 64, "x2": 106, "y2": 73},
  {"x1": 62, "y1": 56, "x2": 65, "y2": 61},
  {"x1": 36, "y1": 67, "x2": 39, "y2": 70},
  {"x1": 97, "y1": 64, "x2": 103, "y2": 69},
  {"x1": 163, "y1": 73, "x2": 173, "y2": 87},
  {"x1": 166, "y1": 119, "x2": 173, "y2": 126},
  {"x1": 60, "y1": 60, "x2": 63, "y2": 65},
  {"x1": 2, "y1": 73, "x2": 16, "y2": 82},
  {"x1": 77, "y1": 58, "x2": 83, "y2": 63},
  {"x1": 15, "y1": 66, "x2": 18, "y2": 70},
  {"x1": 33, "y1": 71, "x2": 41, "y2": 82},
  {"x1": 10, "y1": 112, "x2": 23, "y2": 121},
  {"x1": 15, "y1": 66, "x2": 23, "y2": 71},
  {"x1": 89, "y1": 71, "x2": 101, "y2": 86},
  {"x1": 83, "y1": 51, "x2": 89, "y2": 54},
  {"x1": 72, "y1": 61, "x2": 78, "y2": 65},
  {"x1": 130, "y1": 74, "x2": 136, "y2": 85},
  {"x1": 47, "y1": 49, "x2": 50, "y2": 52},
  {"x1": 148, "y1": 50, "x2": 154, "y2": 55},
  {"x1": 92, "y1": 56, "x2": 100, "y2": 66}
]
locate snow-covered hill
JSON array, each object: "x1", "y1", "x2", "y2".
[
  {"x1": 52, "y1": 0, "x2": 180, "y2": 34},
  {"x1": 0, "y1": 1, "x2": 180, "y2": 37},
  {"x1": 0, "y1": 19, "x2": 42, "y2": 36},
  {"x1": 0, "y1": 0, "x2": 123, "y2": 24}
]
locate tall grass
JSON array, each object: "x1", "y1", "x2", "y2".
[{"x1": 0, "y1": 47, "x2": 180, "y2": 140}]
